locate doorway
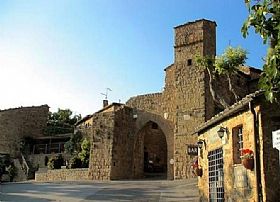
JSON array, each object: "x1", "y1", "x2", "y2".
[{"x1": 133, "y1": 121, "x2": 167, "y2": 179}]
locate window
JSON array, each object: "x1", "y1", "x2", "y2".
[
  {"x1": 232, "y1": 125, "x2": 243, "y2": 164},
  {"x1": 187, "y1": 59, "x2": 192, "y2": 66}
]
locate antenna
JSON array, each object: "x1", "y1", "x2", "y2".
[{"x1": 101, "y1": 88, "x2": 112, "y2": 100}]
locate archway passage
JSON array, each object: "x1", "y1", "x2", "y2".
[{"x1": 133, "y1": 121, "x2": 167, "y2": 179}]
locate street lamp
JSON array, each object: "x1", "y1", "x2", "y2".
[{"x1": 217, "y1": 127, "x2": 227, "y2": 139}]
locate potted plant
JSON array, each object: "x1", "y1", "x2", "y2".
[
  {"x1": 192, "y1": 159, "x2": 203, "y2": 177},
  {"x1": 241, "y1": 149, "x2": 254, "y2": 170}
]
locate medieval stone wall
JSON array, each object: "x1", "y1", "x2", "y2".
[
  {"x1": 88, "y1": 110, "x2": 115, "y2": 180},
  {"x1": 110, "y1": 106, "x2": 135, "y2": 180},
  {"x1": 0, "y1": 105, "x2": 49, "y2": 157},
  {"x1": 126, "y1": 93, "x2": 163, "y2": 115},
  {"x1": 125, "y1": 19, "x2": 259, "y2": 180},
  {"x1": 35, "y1": 168, "x2": 89, "y2": 181},
  {"x1": 162, "y1": 65, "x2": 177, "y2": 124},
  {"x1": 205, "y1": 72, "x2": 250, "y2": 121},
  {"x1": 258, "y1": 98, "x2": 280, "y2": 202}
]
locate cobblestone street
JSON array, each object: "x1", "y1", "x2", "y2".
[{"x1": 0, "y1": 178, "x2": 198, "y2": 202}]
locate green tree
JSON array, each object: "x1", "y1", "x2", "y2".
[
  {"x1": 78, "y1": 138, "x2": 90, "y2": 167},
  {"x1": 196, "y1": 46, "x2": 247, "y2": 109},
  {"x1": 64, "y1": 131, "x2": 83, "y2": 155},
  {"x1": 242, "y1": 0, "x2": 280, "y2": 102},
  {"x1": 45, "y1": 108, "x2": 81, "y2": 135}
]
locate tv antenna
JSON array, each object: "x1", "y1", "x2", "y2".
[{"x1": 101, "y1": 88, "x2": 112, "y2": 100}]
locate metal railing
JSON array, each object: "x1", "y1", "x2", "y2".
[{"x1": 32, "y1": 142, "x2": 65, "y2": 154}]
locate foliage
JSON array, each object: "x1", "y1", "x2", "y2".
[
  {"x1": 195, "y1": 55, "x2": 215, "y2": 71},
  {"x1": 64, "y1": 131, "x2": 83, "y2": 155},
  {"x1": 78, "y1": 138, "x2": 90, "y2": 167},
  {"x1": 7, "y1": 163, "x2": 17, "y2": 181},
  {"x1": 0, "y1": 155, "x2": 16, "y2": 181},
  {"x1": 47, "y1": 154, "x2": 64, "y2": 169},
  {"x1": 196, "y1": 46, "x2": 248, "y2": 107},
  {"x1": 48, "y1": 109, "x2": 81, "y2": 126},
  {"x1": 68, "y1": 155, "x2": 82, "y2": 169},
  {"x1": 44, "y1": 108, "x2": 81, "y2": 135},
  {"x1": 215, "y1": 47, "x2": 247, "y2": 75},
  {"x1": 241, "y1": 148, "x2": 254, "y2": 159},
  {"x1": 242, "y1": 0, "x2": 280, "y2": 102},
  {"x1": 65, "y1": 137, "x2": 90, "y2": 168},
  {"x1": 196, "y1": 46, "x2": 247, "y2": 74}
]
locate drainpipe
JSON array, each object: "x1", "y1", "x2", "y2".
[{"x1": 249, "y1": 101, "x2": 263, "y2": 202}]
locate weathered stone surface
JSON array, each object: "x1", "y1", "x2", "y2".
[
  {"x1": 35, "y1": 168, "x2": 89, "y2": 181},
  {"x1": 125, "y1": 19, "x2": 258, "y2": 180},
  {"x1": 197, "y1": 96, "x2": 280, "y2": 202},
  {"x1": 0, "y1": 105, "x2": 49, "y2": 157},
  {"x1": 77, "y1": 19, "x2": 261, "y2": 181}
]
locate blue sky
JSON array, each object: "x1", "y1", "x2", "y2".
[{"x1": 0, "y1": 0, "x2": 267, "y2": 116}]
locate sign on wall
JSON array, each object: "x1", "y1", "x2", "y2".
[
  {"x1": 272, "y1": 129, "x2": 280, "y2": 149},
  {"x1": 234, "y1": 166, "x2": 248, "y2": 188},
  {"x1": 272, "y1": 129, "x2": 280, "y2": 166},
  {"x1": 187, "y1": 145, "x2": 198, "y2": 155}
]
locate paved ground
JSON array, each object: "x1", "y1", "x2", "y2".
[{"x1": 0, "y1": 178, "x2": 199, "y2": 202}]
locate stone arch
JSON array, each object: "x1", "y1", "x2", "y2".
[{"x1": 132, "y1": 111, "x2": 174, "y2": 180}]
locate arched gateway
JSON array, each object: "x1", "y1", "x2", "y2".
[
  {"x1": 133, "y1": 111, "x2": 174, "y2": 180},
  {"x1": 85, "y1": 104, "x2": 174, "y2": 180}
]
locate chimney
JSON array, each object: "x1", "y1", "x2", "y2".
[{"x1": 103, "y1": 100, "x2": 108, "y2": 108}]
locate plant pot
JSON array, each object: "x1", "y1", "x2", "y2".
[
  {"x1": 195, "y1": 168, "x2": 203, "y2": 177},
  {"x1": 242, "y1": 158, "x2": 254, "y2": 170}
]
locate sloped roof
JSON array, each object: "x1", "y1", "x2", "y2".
[
  {"x1": 75, "y1": 103, "x2": 124, "y2": 126},
  {"x1": 75, "y1": 114, "x2": 93, "y2": 126},
  {"x1": 195, "y1": 90, "x2": 263, "y2": 134}
]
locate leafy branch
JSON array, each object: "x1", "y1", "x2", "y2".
[{"x1": 242, "y1": 0, "x2": 280, "y2": 102}]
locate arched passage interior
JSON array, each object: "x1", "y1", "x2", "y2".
[{"x1": 133, "y1": 121, "x2": 167, "y2": 179}]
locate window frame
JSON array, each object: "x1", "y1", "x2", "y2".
[{"x1": 232, "y1": 125, "x2": 243, "y2": 164}]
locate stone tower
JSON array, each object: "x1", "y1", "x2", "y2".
[
  {"x1": 83, "y1": 19, "x2": 256, "y2": 181},
  {"x1": 162, "y1": 19, "x2": 217, "y2": 134},
  {"x1": 162, "y1": 20, "x2": 217, "y2": 179},
  {"x1": 174, "y1": 19, "x2": 216, "y2": 63}
]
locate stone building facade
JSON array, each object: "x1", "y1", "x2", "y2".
[
  {"x1": 195, "y1": 92, "x2": 280, "y2": 201},
  {"x1": 0, "y1": 105, "x2": 50, "y2": 181},
  {"x1": 126, "y1": 19, "x2": 260, "y2": 179},
  {"x1": 76, "y1": 19, "x2": 262, "y2": 180},
  {"x1": 0, "y1": 105, "x2": 49, "y2": 157}
]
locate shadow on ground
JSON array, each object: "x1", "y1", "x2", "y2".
[{"x1": 0, "y1": 179, "x2": 198, "y2": 202}]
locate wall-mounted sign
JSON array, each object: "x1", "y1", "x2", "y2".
[
  {"x1": 187, "y1": 145, "x2": 198, "y2": 155},
  {"x1": 272, "y1": 129, "x2": 280, "y2": 150},
  {"x1": 272, "y1": 129, "x2": 280, "y2": 166},
  {"x1": 234, "y1": 166, "x2": 248, "y2": 188}
]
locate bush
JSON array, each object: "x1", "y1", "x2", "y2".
[
  {"x1": 69, "y1": 156, "x2": 82, "y2": 169},
  {"x1": 64, "y1": 132, "x2": 83, "y2": 155},
  {"x1": 7, "y1": 163, "x2": 17, "y2": 182},
  {"x1": 48, "y1": 155, "x2": 64, "y2": 169},
  {"x1": 78, "y1": 138, "x2": 90, "y2": 168}
]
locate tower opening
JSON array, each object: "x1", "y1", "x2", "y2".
[{"x1": 133, "y1": 121, "x2": 167, "y2": 179}]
